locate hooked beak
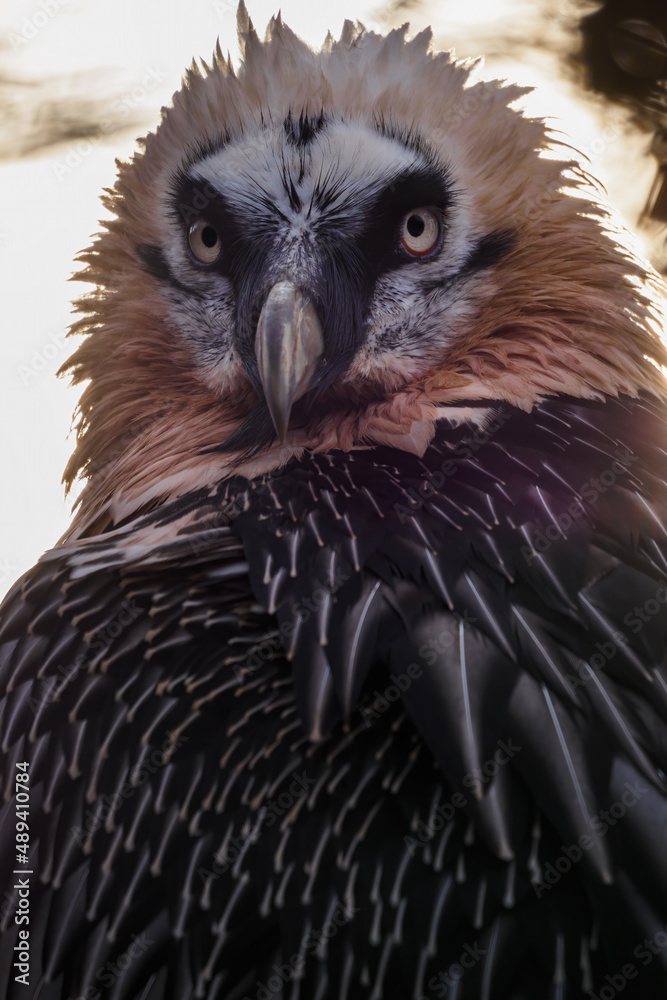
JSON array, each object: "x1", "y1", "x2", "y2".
[{"x1": 254, "y1": 280, "x2": 324, "y2": 442}]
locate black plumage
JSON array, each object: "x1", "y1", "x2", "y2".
[{"x1": 2, "y1": 395, "x2": 667, "y2": 999}]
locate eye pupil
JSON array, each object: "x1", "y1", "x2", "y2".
[
  {"x1": 202, "y1": 226, "x2": 218, "y2": 248},
  {"x1": 400, "y1": 207, "x2": 442, "y2": 260},
  {"x1": 187, "y1": 218, "x2": 222, "y2": 264},
  {"x1": 407, "y1": 215, "x2": 425, "y2": 238}
]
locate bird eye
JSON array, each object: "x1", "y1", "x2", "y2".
[
  {"x1": 187, "y1": 218, "x2": 222, "y2": 264},
  {"x1": 400, "y1": 208, "x2": 442, "y2": 259}
]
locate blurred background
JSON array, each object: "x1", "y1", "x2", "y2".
[{"x1": 1, "y1": 0, "x2": 667, "y2": 596}]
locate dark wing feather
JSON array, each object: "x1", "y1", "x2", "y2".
[{"x1": 1, "y1": 395, "x2": 667, "y2": 999}]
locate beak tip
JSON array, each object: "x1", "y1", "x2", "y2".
[
  {"x1": 267, "y1": 405, "x2": 288, "y2": 444},
  {"x1": 254, "y1": 280, "x2": 324, "y2": 448}
]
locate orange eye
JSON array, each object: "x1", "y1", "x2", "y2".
[
  {"x1": 400, "y1": 208, "x2": 442, "y2": 259},
  {"x1": 188, "y1": 218, "x2": 222, "y2": 264}
]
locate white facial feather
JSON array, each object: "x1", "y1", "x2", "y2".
[{"x1": 159, "y1": 119, "x2": 494, "y2": 395}]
